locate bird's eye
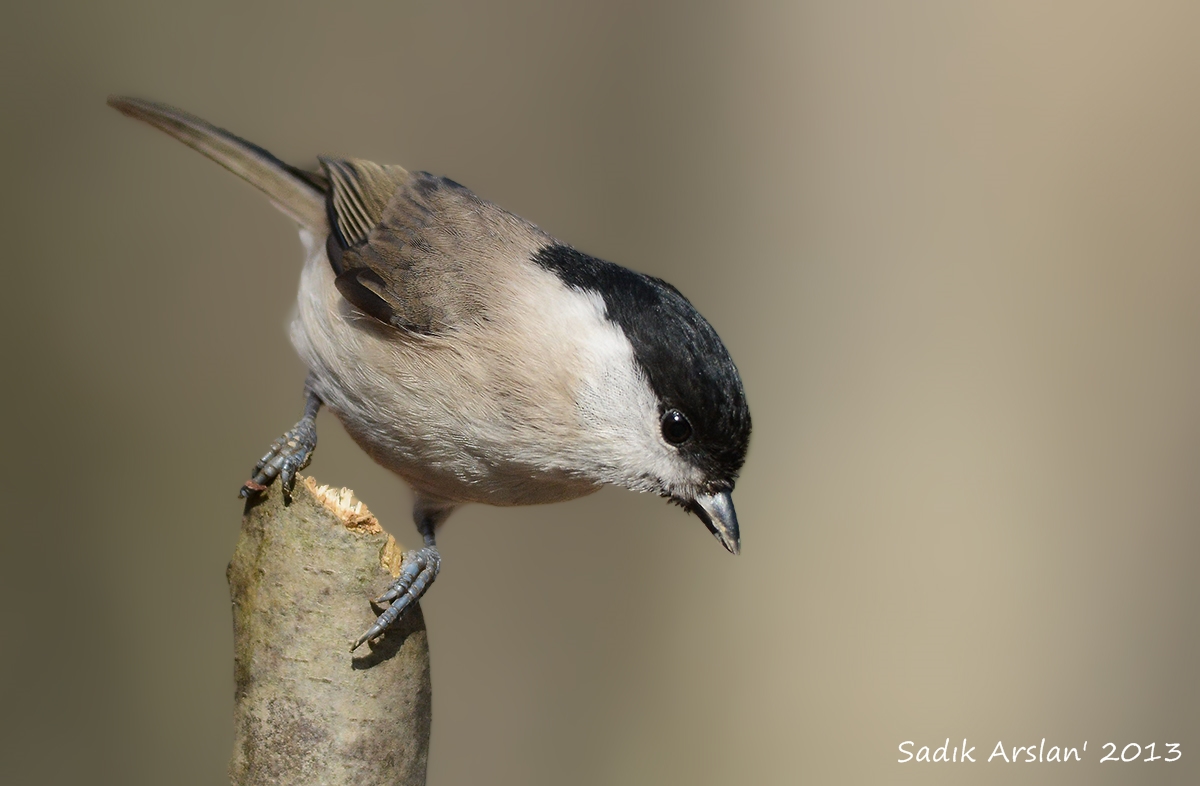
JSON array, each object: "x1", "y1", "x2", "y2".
[{"x1": 661, "y1": 409, "x2": 693, "y2": 444}]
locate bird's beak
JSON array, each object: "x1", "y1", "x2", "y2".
[{"x1": 688, "y1": 490, "x2": 740, "y2": 555}]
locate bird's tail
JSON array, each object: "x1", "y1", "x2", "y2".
[{"x1": 108, "y1": 97, "x2": 327, "y2": 232}]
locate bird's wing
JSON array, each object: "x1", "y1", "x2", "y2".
[
  {"x1": 108, "y1": 97, "x2": 551, "y2": 336},
  {"x1": 322, "y1": 158, "x2": 551, "y2": 334}
]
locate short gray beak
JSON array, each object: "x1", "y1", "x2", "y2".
[{"x1": 688, "y1": 490, "x2": 740, "y2": 555}]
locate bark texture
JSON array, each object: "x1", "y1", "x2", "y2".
[{"x1": 227, "y1": 476, "x2": 430, "y2": 786}]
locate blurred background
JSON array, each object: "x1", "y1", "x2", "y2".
[{"x1": 2, "y1": 2, "x2": 1197, "y2": 784}]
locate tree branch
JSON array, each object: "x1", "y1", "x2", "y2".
[{"x1": 227, "y1": 476, "x2": 431, "y2": 785}]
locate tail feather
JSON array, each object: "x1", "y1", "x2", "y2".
[{"x1": 108, "y1": 97, "x2": 327, "y2": 231}]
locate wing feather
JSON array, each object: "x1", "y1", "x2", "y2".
[{"x1": 321, "y1": 164, "x2": 550, "y2": 334}]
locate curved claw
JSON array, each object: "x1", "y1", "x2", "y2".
[
  {"x1": 351, "y1": 546, "x2": 440, "y2": 651},
  {"x1": 239, "y1": 417, "x2": 317, "y2": 502}
]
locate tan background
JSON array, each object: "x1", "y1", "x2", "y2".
[{"x1": 2, "y1": 2, "x2": 1197, "y2": 784}]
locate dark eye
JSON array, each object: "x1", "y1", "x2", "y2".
[{"x1": 661, "y1": 409, "x2": 693, "y2": 444}]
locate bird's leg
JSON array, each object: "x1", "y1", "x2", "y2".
[
  {"x1": 239, "y1": 375, "x2": 322, "y2": 503},
  {"x1": 351, "y1": 502, "x2": 453, "y2": 652}
]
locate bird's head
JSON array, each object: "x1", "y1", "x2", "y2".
[{"x1": 534, "y1": 245, "x2": 751, "y2": 553}]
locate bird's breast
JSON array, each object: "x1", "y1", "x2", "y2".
[{"x1": 287, "y1": 230, "x2": 630, "y2": 506}]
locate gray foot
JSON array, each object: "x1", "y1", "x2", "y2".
[
  {"x1": 352, "y1": 545, "x2": 441, "y2": 651},
  {"x1": 240, "y1": 384, "x2": 321, "y2": 503}
]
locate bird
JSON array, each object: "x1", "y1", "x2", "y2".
[{"x1": 109, "y1": 97, "x2": 751, "y2": 651}]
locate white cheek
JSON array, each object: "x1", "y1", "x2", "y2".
[{"x1": 566, "y1": 290, "x2": 704, "y2": 494}]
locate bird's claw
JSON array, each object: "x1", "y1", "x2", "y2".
[
  {"x1": 351, "y1": 545, "x2": 441, "y2": 651},
  {"x1": 239, "y1": 416, "x2": 317, "y2": 503}
]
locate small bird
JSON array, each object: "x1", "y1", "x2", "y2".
[{"x1": 110, "y1": 98, "x2": 751, "y2": 650}]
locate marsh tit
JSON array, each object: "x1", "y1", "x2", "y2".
[{"x1": 109, "y1": 98, "x2": 751, "y2": 650}]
